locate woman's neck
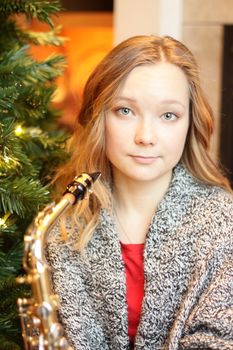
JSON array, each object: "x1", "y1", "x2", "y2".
[
  {"x1": 112, "y1": 171, "x2": 172, "y2": 244},
  {"x1": 112, "y1": 171, "x2": 172, "y2": 216}
]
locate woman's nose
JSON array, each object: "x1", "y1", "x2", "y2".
[{"x1": 134, "y1": 118, "x2": 157, "y2": 146}]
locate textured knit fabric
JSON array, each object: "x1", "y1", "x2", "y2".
[
  {"x1": 121, "y1": 243, "x2": 145, "y2": 341},
  {"x1": 46, "y1": 164, "x2": 233, "y2": 350}
]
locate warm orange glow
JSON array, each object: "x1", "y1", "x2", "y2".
[{"x1": 28, "y1": 12, "x2": 113, "y2": 129}]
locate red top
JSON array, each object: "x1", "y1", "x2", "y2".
[{"x1": 121, "y1": 242, "x2": 145, "y2": 342}]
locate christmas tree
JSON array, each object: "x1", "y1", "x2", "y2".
[{"x1": 0, "y1": 1, "x2": 68, "y2": 348}]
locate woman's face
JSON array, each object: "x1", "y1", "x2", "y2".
[{"x1": 105, "y1": 62, "x2": 190, "y2": 184}]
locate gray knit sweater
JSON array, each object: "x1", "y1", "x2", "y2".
[{"x1": 47, "y1": 164, "x2": 233, "y2": 349}]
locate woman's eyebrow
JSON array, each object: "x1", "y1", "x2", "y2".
[
  {"x1": 113, "y1": 96, "x2": 137, "y2": 103},
  {"x1": 159, "y1": 99, "x2": 186, "y2": 109},
  {"x1": 114, "y1": 97, "x2": 186, "y2": 109}
]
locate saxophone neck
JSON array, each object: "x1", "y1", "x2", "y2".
[{"x1": 22, "y1": 172, "x2": 101, "y2": 273}]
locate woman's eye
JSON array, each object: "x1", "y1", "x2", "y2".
[
  {"x1": 117, "y1": 107, "x2": 132, "y2": 116},
  {"x1": 161, "y1": 112, "x2": 177, "y2": 121},
  {"x1": 111, "y1": 105, "x2": 134, "y2": 118}
]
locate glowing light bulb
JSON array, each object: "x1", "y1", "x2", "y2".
[
  {"x1": 0, "y1": 212, "x2": 10, "y2": 227},
  {"x1": 0, "y1": 218, "x2": 5, "y2": 226},
  {"x1": 4, "y1": 155, "x2": 11, "y2": 163},
  {"x1": 15, "y1": 124, "x2": 23, "y2": 136}
]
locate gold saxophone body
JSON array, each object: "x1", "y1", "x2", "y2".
[{"x1": 17, "y1": 172, "x2": 101, "y2": 350}]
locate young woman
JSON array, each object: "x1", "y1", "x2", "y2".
[{"x1": 47, "y1": 36, "x2": 233, "y2": 349}]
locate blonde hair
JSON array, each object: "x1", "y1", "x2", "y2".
[{"x1": 55, "y1": 35, "x2": 231, "y2": 251}]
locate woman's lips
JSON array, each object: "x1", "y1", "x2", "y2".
[{"x1": 130, "y1": 155, "x2": 158, "y2": 164}]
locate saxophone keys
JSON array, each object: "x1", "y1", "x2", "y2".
[
  {"x1": 37, "y1": 301, "x2": 53, "y2": 319},
  {"x1": 51, "y1": 293, "x2": 60, "y2": 308},
  {"x1": 16, "y1": 274, "x2": 34, "y2": 284}
]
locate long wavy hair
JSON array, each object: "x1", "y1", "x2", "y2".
[{"x1": 55, "y1": 35, "x2": 231, "y2": 251}]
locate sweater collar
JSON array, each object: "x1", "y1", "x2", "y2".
[{"x1": 99, "y1": 163, "x2": 198, "y2": 231}]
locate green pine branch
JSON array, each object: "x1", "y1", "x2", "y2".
[
  {"x1": 0, "y1": 87, "x2": 19, "y2": 109},
  {"x1": 0, "y1": 177, "x2": 50, "y2": 217},
  {"x1": 0, "y1": 19, "x2": 65, "y2": 53},
  {"x1": 0, "y1": 119, "x2": 67, "y2": 179},
  {"x1": 0, "y1": 46, "x2": 66, "y2": 86},
  {"x1": 0, "y1": 242, "x2": 23, "y2": 278},
  {"x1": 0, "y1": 0, "x2": 63, "y2": 28},
  {"x1": 3, "y1": 86, "x2": 59, "y2": 122},
  {"x1": 0, "y1": 217, "x2": 17, "y2": 236},
  {"x1": 0, "y1": 47, "x2": 66, "y2": 122},
  {"x1": 0, "y1": 334, "x2": 21, "y2": 350},
  {"x1": 26, "y1": 25, "x2": 67, "y2": 46},
  {"x1": 0, "y1": 19, "x2": 25, "y2": 51},
  {"x1": 0, "y1": 0, "x2": 69, "y2": 347},
  {"x1": 0, "y1": 120, "x2": 39, "y2": 178}
]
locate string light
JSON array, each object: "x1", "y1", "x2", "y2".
[
  {"x1": 2, "y1": 154, "x2": 19, "y2": 168},
  {"x1": 15, "y1": 124, "x2": 24, "y2": 136},
  {"x1": 0, "y1": 212, "x2": 11, "y2": 228},
  {"x1": 4, "y1": 155, "x2": 11, "y2": 164}
]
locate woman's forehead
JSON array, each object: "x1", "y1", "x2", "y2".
[{"x1": 113, "y1": 63, "x2": 190, "y2": 106}]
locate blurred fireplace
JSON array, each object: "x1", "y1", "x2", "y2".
[{"x1": 28, "y1": 10, "x2": 113, "y2": 130}]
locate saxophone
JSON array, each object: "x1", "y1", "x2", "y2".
[{"x1": 17, "y1": 172, "x2": 101, "y2": 350}]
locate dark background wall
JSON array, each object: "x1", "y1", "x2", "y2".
[
  {"x1": 220, "y1": 25, "x2": 233, "y2": 185},
  {"x1": 61, "y1": 0, "x2": 113, "y2": 11}
]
